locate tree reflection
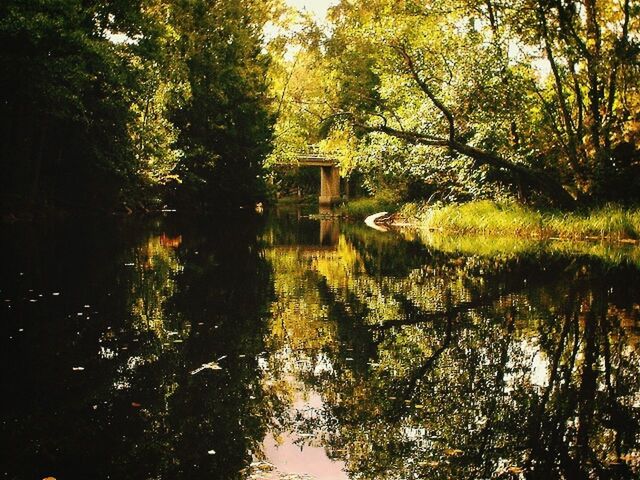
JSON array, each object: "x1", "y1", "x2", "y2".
[
  {"x1": 1, "y1": 216, "x2": 274, "y2": 480},
  {"x1": 106, "y1": 217, "x2": 275, "y2": 479},
  {"x1": 3, "y1": 215, "x2": 639, "y2": 479},
  {"x1": 262, "y1": 221, "x2": 640, "y2": 479}
]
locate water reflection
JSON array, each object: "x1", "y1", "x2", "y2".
[
  {"x1": 259, "y1": 212, "x2": 640, "y2": 480},
  {"x1": 1, "y1": 217, "x2": 273, "y2": 479},
  {"x1": 1, "y1": 212, "x2": 639, "y2": 479}
]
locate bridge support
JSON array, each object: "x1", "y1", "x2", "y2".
[{"x1": 319, "y1": 165, "x2": 341, "y2": 205}]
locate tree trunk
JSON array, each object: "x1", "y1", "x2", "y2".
[
  {"x1": 357, "y1": 121, "x2": 577, "y2": 209},
  {"x1": 452, "y1": 141, "x2": 576, "y2": 209}
]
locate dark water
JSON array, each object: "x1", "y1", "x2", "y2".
[{"x1": 2, "y1": 209, "x2": 639, "y2": 480}]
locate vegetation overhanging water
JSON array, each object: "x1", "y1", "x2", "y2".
[{"x1": 1, "y1": 1, "x2": 640, "y2": 479}]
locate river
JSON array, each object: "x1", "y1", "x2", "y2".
[{"x1": 2, "y1": 207, "x2": 639, "y2": 479}]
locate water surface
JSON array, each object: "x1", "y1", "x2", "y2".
[{"x1": 2, "y1": 209, "x2": 639, "y2": 479}]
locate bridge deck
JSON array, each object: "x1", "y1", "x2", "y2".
[{"x1": 295, "y1": 155, "x2": 337, "y2": 167}]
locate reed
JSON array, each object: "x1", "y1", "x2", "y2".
[{"x1": 401, "y1": 201, "x2": 640, "y2": 242}]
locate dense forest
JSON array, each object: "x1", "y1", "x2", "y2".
[
  {"x1": 1, "y1": 0, "x2": 639, "y2": 216},
  {"x1": 0, "y1": 0, "x2": 276, "y2": 214}
]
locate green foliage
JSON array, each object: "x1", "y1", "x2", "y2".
[
  {"x1": 169, "y1": 0, "x2": 275, "y2": 209},
  {"x1": 0, "y1": 0, "x2": 277, "y2": 214},
  {"x1": 267, "y1": 0, "x2": 640, "y2": 207},
  {"x1": 0, "y1": 0, "x2": 138, "y2": 210}
]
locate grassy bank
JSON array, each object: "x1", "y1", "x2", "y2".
[
  {"x1": 338, "y1": 193, "x2": 400, "y2": 219},
  {"x1": 398, "y1": 201, "x2": 640, "y2": 242}
]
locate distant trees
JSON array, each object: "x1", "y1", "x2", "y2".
[
  {"x1": 0, "y1": 0, "x2": 276, "y2": 214},
  {"x1": 270, "y1": 0, "x2": 640, "y2": 207}
]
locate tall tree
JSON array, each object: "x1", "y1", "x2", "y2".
[
  {"x1": 0, "y1": 0, "x2": 278, "y2": 214},
  {"x1": 169, "y1": 0, "x2": 276, "y2": 210}
]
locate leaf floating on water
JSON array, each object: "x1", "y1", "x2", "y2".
[
  {"x1": 191, "y1": 361, "x2": 222, "y2": 374},
  {"x1": 444, "y1": 448, "x2": 464, "y2": 456}
]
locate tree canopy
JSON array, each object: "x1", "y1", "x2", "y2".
[
  {"x1": 268, "y1": 0, "x2": 640, "y2": 207},
  {"x1": 2, "y1": 0, "x2": 639, "y2": 214},
  {"x1": 0, "y1": 0, "x2": 278, "y2": 214}
]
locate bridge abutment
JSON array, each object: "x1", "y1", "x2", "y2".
[{"x1": 319, "y1": 165, "x2": 341, "y2": 205}]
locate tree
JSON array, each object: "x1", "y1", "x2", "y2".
[
  {"x1": 0, "y1": 0, "x2": 279, "y2": 214},
  {"x1": 168, "y1": 0, "x2": 276, "y2": 210},
  {"x1": 270, "y1": 0, "x2": 640, "y2": 206}
]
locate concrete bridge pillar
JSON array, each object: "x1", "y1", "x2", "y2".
[{"x1": 319, "y1": 165, "x2": 341, "y2": 205}]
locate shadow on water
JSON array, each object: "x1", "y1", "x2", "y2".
[
  {"x1": 1, "y1": 214, "x2": 273, "y2": 480},
  {"x1": 1, "y1": 209, "x2": 639, "y2": 479}
]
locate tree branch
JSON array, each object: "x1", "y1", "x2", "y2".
[
  {"x1": 349, "y1": 117, "x2": 576, "y2": 208},
  {"x1": 393, "y1": 43, "x2": 456, "y2": 143}
]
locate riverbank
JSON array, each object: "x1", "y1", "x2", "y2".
[
  {"x1": 349, "y1": 199, "x2": 640, "y2": 243},
  {"x1": 338, "y1": 194, "x2": 400, "y2": 219},
  {"x1": 393, "y1": 201, "x2": 640, "y2": 243}
]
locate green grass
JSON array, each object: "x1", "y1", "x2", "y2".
[
  {"x1": 400, "y1": 200, "x2": 640, "y2": 242},
  {"x1": 339, "y1": 193, "x2": 400, "y2": 219}
]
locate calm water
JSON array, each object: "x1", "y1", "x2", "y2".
[{"x1": 2, "y1": 209, "x2": 639, "y2": 479}]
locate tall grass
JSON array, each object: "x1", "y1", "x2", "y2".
[
  {"x1": 401, "y1": 201, "x2": 640, "y2": 242},
  {"x1": 340, "y1": 193, "x2": 400, "y2": 219}
]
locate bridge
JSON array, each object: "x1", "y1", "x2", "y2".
[{"x1": 275, "y1": 147, "x2": 342, "y2": 205}]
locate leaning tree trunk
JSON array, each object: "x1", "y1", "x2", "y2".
[
  {"x1": 356, "y1": 120, "x2": 577, "y2": 209},
  {"x1": 452, "y1": 141, "x2": 576, "y2": 209},
  {"x1": 386, "y1": 44, "x2": 577, "y2": 209}
]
